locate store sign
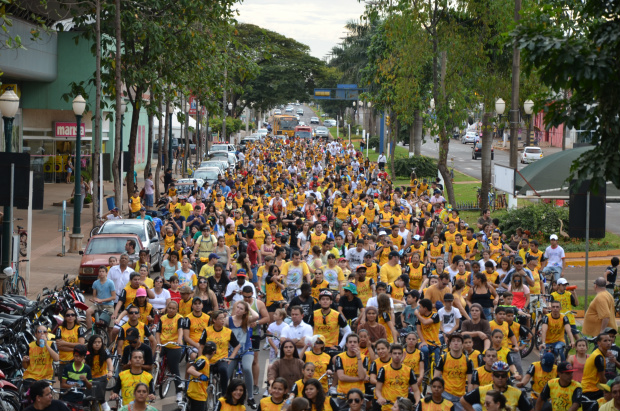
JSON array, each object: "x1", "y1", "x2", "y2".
[{"x1": 54, "y1": 122, "x2": 85, "y2": 138}]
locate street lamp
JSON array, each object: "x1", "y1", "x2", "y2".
[
  {"x1": 0, "y1": 89, "x2": 20, "y2": 269},
  {"x1": 430, "y1": 98, "x2": 435, "y2": 110},
  {"x1": 523, "y1": 99, "x2": 534, "y2": 147},
  {"x1": 168, "y1": 104, "x2": 174, "y2": 170},
  {"x1": 72, "y1": 95, "x2": 86, "y2": 236}
]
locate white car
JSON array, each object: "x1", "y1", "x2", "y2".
[
  {"x1": 296, "y1": 109, "x2": 304, "y2": 115},
  {"x1": 274, "y1": 109, "x2": 281, "y2": 115},
  {"x1": 323, "y1": 119, "x2": 337, "y2": 127},
  {"x1": 521, "y1": 146, "x2": 544, "y2": 164},
  {"x1": 257, "y1": 128, "x2": 269, "y2": 138},
  {"x1": 461, "y1": 131, "x2": 478, "y2": 144},
  {"x1": 310, "y1": 117, "x2": 320, "y2": 124},
  {"x1": 285, "y1": 107, "x2": 294, "y2": 113}
]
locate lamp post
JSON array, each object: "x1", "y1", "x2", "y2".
[
  {"x1": 72, "y1": 95, "x2": 86, "y2": 237},
  {"x1": 495, "y1": 98, "x2": 506, "y2": 145},
  {"x1": 167, "y1": 104, "x2": 174, "y2": 170},
  {"x1": 523, "y1": 99, "x2": 534, "y2": 147},
  {"x1": 184, "y1": 102, "x2": 190, "y2": 174},
  {"x1": 0, "y1": 89, "x2": 20, "y2": 269},
  {"x1": 196, "y1": 102, "x2": 201, "y2": 158}
]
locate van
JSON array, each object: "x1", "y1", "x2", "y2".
[{"x1": 294, "y1": 126, "x2": 313, "y2": 139}]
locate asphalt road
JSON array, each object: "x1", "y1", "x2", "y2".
[{"x1": 418, "y1": 137, "x2": 620, "y2": 235}]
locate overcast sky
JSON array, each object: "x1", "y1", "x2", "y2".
[{"x1": 235, "y1": 0, "x2": 367, "y2": 59}]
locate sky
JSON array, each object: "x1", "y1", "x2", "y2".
[{"x1": 235, "y1": 0, "x2": 367, "y2": 59}]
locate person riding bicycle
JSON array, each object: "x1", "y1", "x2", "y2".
[
  {"x1": 460, "y1": 361, "x2": 532, "y2": 411},
  {"x1": 186, "y1": 341, "x2": 217, "y2": 411},
  {"x1": 308, "y1": 289, "x2": 350, "y2": 351},
  {"x1": 435, "y1": 333, "x2": 473, "y2": 410},
  {"x1": 376, "y1": 342, "x2": 421, "y2": 409},
  {"x1": 535, "y1": 362, "x2": 582, "y2": 411},
  {"x1": 539, "y1": 300, "x2": 575, "y2": 363},
  {"x1": 334, "y1": 333, "x2": 369, "y2": 395},
  {"x1": 582, "y1": 333, "x2": 612, "y2": 401},
  {"x1": 472, "y1": 349, "x2": 498, "y2": 390},
  {"x1": 60, "y1": 345, "x2": 93, "y2": 405},
  {"x1": 415, "y1": 298, "x2": 441, "y2": 371},
  {"x1": 111, "y1": 350, "x2": 155, "y2": 405},
  {"x1": 183, "y1": 297, "x2": 211, "y2": 361},
  {"x1": 516, "y1": 352, "x2": 557, "y2": 404},
  {"x1": 550, "y1": 279, "x2": 578, "y2": 334},
  {"x1": 24, "y1": 381, "x2": 71, "y2": 411},
  {"x1": 155, "y1": 300, "x2": 185, "y2": 403},
  {"x1": 120, "y1": 327, "x2": 154, "y2": 372}
]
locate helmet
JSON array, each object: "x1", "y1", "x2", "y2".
[
  {"x1": 319, "y1": 290, "x2": 333, "y2": 300},
  {"x1": 203, "y1": 341, "x2": 217, "y2": 355},
  {"x1": 491, "y1": 361, "x2": 510, "y2": 373}
]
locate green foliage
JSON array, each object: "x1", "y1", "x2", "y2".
[
  {"x1": 514, "y1": 0, "x2": 620, "y2": 193},
  {"x1": 209, "y1": 117, "x2": 244, "y2": 136},
  {"x1": 497, "y1": 203, "x2": 569, "y2": 238},
  {"x1": 393, "y1": 156, "x2": 438, "y2": 179},
  {"x1": 368, "y1": 136, "x2": 381, "y2": 151}
]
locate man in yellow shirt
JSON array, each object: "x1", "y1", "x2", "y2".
[{"x1": 379, "y1": 251, "x2": 402, "y2": 284}]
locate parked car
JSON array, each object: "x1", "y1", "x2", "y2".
[
  {"x1": 174, "y1": 178, "x2": 205, "y2": 196},
  {"x1": 323, "y1": 119, "x2": 337, "y2": 127},
  {"x1": 296, "y1": 108, "x2": 304, "y2": 115},
  {"x1": 199, "y1": 160, "x2": 228, "y2": 174},
  {"x1": 152, "y1": 137, "x2": 179, "y2": 154},
  {"x1": 191, "y1": 167, "x2": 221, "y2": 185},
  {"x1": 471, "y1": 142, "x2": 494, "y2": 160},
  {"x1": 521, "y1": 146, "x2": 543, "y2": 164},
  {"x1": 209, "y1": 151, "x2": 237, "y2": 168},
  {"x1": 79, "y1": 234, "x2": 144, "y2": 289},
  {"x1": 95, "y1": 219, "x2": 162, "y2": 269},
  {"x1": 178, "y1": 143, "x2": 197, "y2": 155},
  {"x1": 274, "y1": 109, "x2": 281, "y2": 115},
  {"x1": 257, "y1": 128, "x2": 269, "y2": 138},
  {"x1": 461, "y1": 131, "x2": 478, "y2": 144},
  {"x1": 208, "y1": 143, "x2": 235, "y2": 154},
  {"x1": 310, "y1": 117, "x2": 320, "y2": 124},
  {"x1": 314, "y1": 126, "x2": 329, "y2": 139}
]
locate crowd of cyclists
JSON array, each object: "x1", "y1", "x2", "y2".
[{"x1": 21, "y1": 131, "x2": 620, "y2": 411}]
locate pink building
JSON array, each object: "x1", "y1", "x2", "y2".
[{"x1": 532, "y1": 111, "x2": 565, "y2": 148}]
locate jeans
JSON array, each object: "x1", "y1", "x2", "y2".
[
  {"x1": 212, "y1": 360, "x2": 229, "y2": 394},
  {"x1": 550, "y1": 340, "x2": 566, "y2": 362},
  {"x1": 227, "y1": 353, "x2": 254, "y2": 401},
  {"x1": 420, "y1": 344, "x2": 441, "y2": 372},
  {"x1": 442, "y1": 392, "x2": 463, "y2": 411},
  {"x1": 163, "y1": 346, "x2": 184, "y2": 393},
  {"x1": 189, "y1": 398, "x2": 205, "y2": 411},
  {"x1": 482, "y1": 307, "x2": 493, "y2": 321},
  {"x1": 509, "y1": 350, "x2": 524, "y2": 376},
  {"x1": 542, "y1": 265, "x2": 563, "y2": 282}
]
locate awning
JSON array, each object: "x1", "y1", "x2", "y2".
[{"x1": 515, "y1": 146, "x2": 620, "y2": 198}]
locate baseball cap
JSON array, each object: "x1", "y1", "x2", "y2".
[
  {"x1": 126, "y1": 327, "x2": 140, "y2": 342},
  {"x1": 339, "y1": 257, "x2": 347, "y2": 262},
  {"x1": 373, "y1": 193, "x2": 379, "y2": 198},
  {"x1": 237, "y1": 269, "x2": 247, "y2": 277},
  {"x1": 73, "y1": 344, "x2": 87, "y2": 356},
  {"x1": 193, "y1": 180, "x2": 197, "y2": 183},
  {"x1": 413, "y1": 235, "x2": 421, "y2": 241},
  {"x1": 557, "y1": 278, "x2": 568, "y2": 285},
  {"x1": 514, "y1": 256, "x2": 524, "y2": 264},
  {"x1": 356, "y1": 265, "x2": 368, "y2": 272},
  {"x1": 140, "y1": 207, "x2": 146, "y2": 211},
  {"x1": 315, "y1": 335, "x2": 326, "y2": 344},
  {"x1": 174, "y1": 208, "x2": 181, "y2": 213},
  {"x1": 372, "y1": 181, "x2": 378, "y2": 185},
  {"x1": 208, "y1": 253, "x2": 220, "y2": 260},
  {"x1": 378, "y1": 231, "x2": 387, "y2": 236},
  {"x1": 557, "y1": 362, "x2": 574, "y2": 373},
  {"x1": 136, "y1": 288, "x2": 147, "y2": 297},
  {"x1": 541, "y1": 352, "x2": 556, "y2": 372},
  {"x1": 598, "y1": 383, "x2": 611, "y2": 392},
  {"x1": 343, "y1": 283, "x2": 358, "y2": 295},
  {"x1": 550, "y1": 234, "x2": 559, "y2": 240},
  {"x1": 604, "y1": 327, "x2": 618, "y2": 335}
]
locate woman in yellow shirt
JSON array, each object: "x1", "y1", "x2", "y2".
[
  {"x1": 55, "y1": 308, "x2": 86, "y2": 362},
  {"x1": 302, "y1": 379, "x2": 337, "y2": 411},
  {"x1": 216, "y1": 379, "x2": 247, "y2": 411},
  {"x1": 155, "y1": 300, "x2": 184, "y2": 401}
]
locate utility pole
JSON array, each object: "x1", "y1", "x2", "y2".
[{"x1": 509, "y1": 0, "x2": 521, "y2": 169}]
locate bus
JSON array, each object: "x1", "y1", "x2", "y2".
[{"x1": 273, "y1": 115, "x2": 298, "y2": 138}]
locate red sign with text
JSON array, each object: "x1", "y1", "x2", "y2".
[{"x1": 54, "y1": 122, "x2": 86, "y2": 138}]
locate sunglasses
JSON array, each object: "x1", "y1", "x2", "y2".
[
  {"x1": 347, "y1": 399, "x2": 361, "y2": 404},
  {"x1": 65, "y1": 313, "x2": 76, "y2": 317},
  {"x1": 129, "y1": 311, "x2": 140, "y2": 315},
  {"x1": 36, "y1": 330, "x2": 47, "y2": 334},
  {"x1": 493, "y1": 373, "x2": 508, "y2": 378}
]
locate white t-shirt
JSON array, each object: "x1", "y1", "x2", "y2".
[
  {"x1": 346, "y1": 248, "x2": 367, "y2": 271},
  {"x1": 225, "y1": 280, "x2": 257, "y2": 303},
  {"x1": 144, "y1": 179, "x2": 155, "y2": 195},
  {"x1": 544, "y1": 245, "x2": 565, "y2": 267},
  {"x1": 281, "y1": 321, "x2": 313, "y2": 356},
  {"x1": 437, "y1": 306, "x2": 461, "y2": 334},
  {"x1": 150, "y1": 288, "x2": 171, "y2": 310},
  {"x1": 267, "y1": 321, "x2": 290, "y2": 361},
  {"x1": 366, "y1": 296, "x2": 395, "y2": 309},
  {"x1": 478, "y1": 258, "x2": 497, "y2": 269}
]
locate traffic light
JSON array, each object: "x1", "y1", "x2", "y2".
[{"x1": 385, "y1": 115, "x2": 390, "y2": 127}]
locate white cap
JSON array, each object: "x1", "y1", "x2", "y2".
[
  {"x1": 557, "y1": 278, "x2": 568, "y2": 285},
  {"x1": 550, "y1": 234, "x2": 558, "y2": 240},
  {"x1": 413, "y1": 235, "x2": 421, "y2": 241},
  {"x1": 378, "y1": 231, "x2": 387, "y2": 236}
]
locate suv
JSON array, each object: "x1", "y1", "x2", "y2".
[
  {"x1": 94, "y1": 220, "x2": 162, "y2": 270},
  {"x1": 521, "y1": 146, "x2": 543, "y2": 164},
  {"x1": 310, "y1": 117, "x2": 320, "y2": 124},
  {"x1": 314, "y1": 126, "x2": 329, "y2": 139},
  {"x1": 471, "y1": 142, "x2": 494, "y2": 160}
]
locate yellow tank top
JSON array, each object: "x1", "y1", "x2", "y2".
[
  {"x1": 582, "y1": 349, "x2": 605, "y2": 392},
  {"x1": 157, "y1": 313, "x2": 183, "y2": 347},
  {"x1": 303, "y1": 351, "x2": 332, "y2": 392},
  {"x1": 118, "y1": 370, "x2": 153, "y2": 405},
  {"x1": 438, "y1": 352, "x2": 472, "y2": 396},
  {"x1": 23, "y1": 341, "x2": 55, "y2": 380},
  {"x1": 377, "y1": 364, "x2": 416, "y2": 411},
  {"x1": 404, "y1": 348, "x2": 422, "y2": 375},
  {"x1": 489, "y1": 320, "x2": 512, "y2": 349},
  {"x1": 185, "y1": 312, "x2": 211, "y2": 342},
  {"x1": 335, "y1": 352, "x2": 367, "y2": 393},
  {"x1": 545, "y1": 378, "x2": 582, "y2": 410},
  {"x1": 531, "y1": 362, "x2": 557, "y2": 398},
  {"x1": 313, "y1": 309, "x2": 341, "y2": 347},
  {"x1": 551, "y1": 291, "x2": 576, "y2": 325}
]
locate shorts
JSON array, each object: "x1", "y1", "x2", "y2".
[
  {"x1": 267, "y1": 303, "x2": 282, "y2": 313},
  {"x1": 251, "y1": 335, "x2": 261, "y2": 351},
  {"x1": 187, "y1": 346, "x2": 199, "y2": 355},
  {"x1": 144, "y1": 194, "x2": 154, "y2": 207},
  {"x1": 93, "y1": 304, "x2": 115, "y2": 326}
]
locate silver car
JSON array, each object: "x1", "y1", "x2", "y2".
[
  {"x1": 209, "y1": 151, "x2": 237, "y2": 168},
  {"x1": 461, "y1": 131, "x2": 478, "y2": 144},
  {"x1": 310, "y1": 117, "x2": 320, "y2": 124},
  {"x1": 192, "y1": 167, "x2": 221, "y2": 184},
  {"x1": 95, "y1": 219, "x2": 162, "y2": 270},
  {"x1": 314, "y1": 126, "x2": 329, "y2": 138}
]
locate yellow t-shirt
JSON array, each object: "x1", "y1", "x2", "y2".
[
  {"x1": 157, "y1": 313, "x2": 183, "y2": 347},
  {"x1": 376, "y1": 363, "x2": 417, "y2": 411},
  {"x1": 380, "y1": 263, "x2": 402, "y2": 284},
  {"x1": 187, "y1": 355, "x2": 211, "y2": 401},
  {"x1": 129, "y1": 196, "x2": 142, "y2": 213}
]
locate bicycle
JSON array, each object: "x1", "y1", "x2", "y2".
[
  {"x1": 2, "y1": 265, "x2": 26, "y2": 296},
  {"x1": 420, "y1": 339, "x2": 445, "y2": 395},
  {"x1": 152, "y1": 342, "x2": 189, "y2": 399},
  {"x1": 173, "y1": 377, "x2": 203, "y2": 411},
  {"x1": 206, "y1": 362, "x2": 224, "y2": 411}
]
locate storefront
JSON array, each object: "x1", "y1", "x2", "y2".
[{"x1": 21, "y1": 108, "x2": 111, "y2": 183}]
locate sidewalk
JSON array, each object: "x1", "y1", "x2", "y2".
[{"x1": 14, "y1": 166, "x2": 157, "y2": 297}]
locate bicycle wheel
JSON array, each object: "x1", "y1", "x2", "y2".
[
  {"x1": 160, "y1": 375, "x2": 172, "y2": 399},
  {"x1": 534, "y1": 320, "x2": 543, "y2": 353},
  {"x1": 19, "y1": 241, "x2": 27, "y2": 257},
  {"x1": 151, "y1": 363, "x2": 160, "y2": 390},
  {"x1": 206, "y1": 379, "x2": 218, "y2": 411},
  {"x1": 94, "y1": 326, "x2": 109, "y2": 347},
  {"x1": 3, "y1": 277, "x2": 14, "y2": 294},
  {"x1": 615, "y1": 297, "x2": 620, "y2": 317},
  {"x1": 15, "y1": 276, "x2": 26, "y2": 296},
  {"x1": 519, "y1": 325, "x2": 535, "y2": 358}
]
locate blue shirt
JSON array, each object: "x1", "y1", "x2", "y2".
[
  {"x1": 92, "y1": 278, "x2": 115, "y2": 306},
  {"x1": 136, "y1": 215, "x2": 153, "y2": 222}
]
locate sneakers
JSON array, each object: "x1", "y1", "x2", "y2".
[
  {"x1": 176, "y1": 392, "x2": 183, "y2": 403},
  {"x1": 247, "y1": 398, "x2": 258, "y2": 410},
  {"x1": 102, "y1": 403, "x2": 111, "y2": 411},
  {"x1": 263, "y1": 388, "x2": 270, "y2": 397},
  {"x1": 253, "y1": 385, "x2": 259, "y2": 395},
  {"x1": 177, "y1": 382, "x2": 185, "y2": 390},
  {"x1": 328, "y1": 387, "x2": 338, "y2": 396}
]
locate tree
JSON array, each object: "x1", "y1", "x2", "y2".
[{"x1": 514, "y1": 0, "x2": 620, "y2": 191}]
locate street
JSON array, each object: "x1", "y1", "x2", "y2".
[{"x1": 418, "y1": 137, "x2": 620, "y2": 234}]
